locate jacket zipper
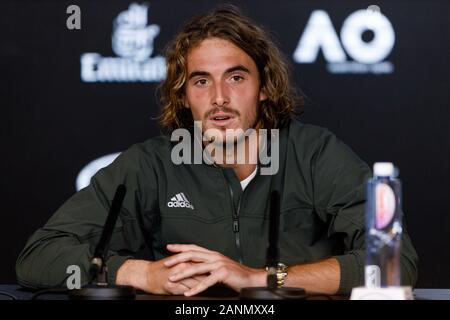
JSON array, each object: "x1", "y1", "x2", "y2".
[
  {"x1": 226, "y1": 180, "x2": 243, "y2": 264},
  {"x1": 224, "y1": 168, "x2": 259, "y2": 264}
]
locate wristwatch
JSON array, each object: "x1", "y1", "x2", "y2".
[{"x1": 266, "y1": 262, "x2": 288, "y2": 288}]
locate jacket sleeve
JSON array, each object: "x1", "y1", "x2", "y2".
[
  {"x1": 16, "y1": 144, "x2": 157, "y2": 289},
  {"x1": 311, "y1": 130, "x2": 419, "y2": 294}
]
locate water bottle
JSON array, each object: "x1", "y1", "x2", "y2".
[{"x1": 365, "y1": 162, "x2": 403, "y2": 288}]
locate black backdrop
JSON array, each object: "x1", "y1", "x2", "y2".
[{"x1": 1, "y1": 0, "x2": 449, "y2": 288}]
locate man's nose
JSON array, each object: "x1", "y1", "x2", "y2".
[{"x1": 211, "y1": 81, "x2": 229, "y2": 107}]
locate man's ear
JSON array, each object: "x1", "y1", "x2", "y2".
[{"x1": 259, "y1": 87, "x2": 268, "y2": 102}]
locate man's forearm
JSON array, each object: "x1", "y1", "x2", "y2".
[{"x1": 284, "y1": 258, "x2": 340, "y2": 294}]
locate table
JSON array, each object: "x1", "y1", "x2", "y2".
[{"x1": 1, "y1": 285, "x2": 449, "y2": 300}]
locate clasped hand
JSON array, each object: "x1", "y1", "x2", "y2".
[{"x1": 163, "y1": 244, "x2": 263, "y2": 296}]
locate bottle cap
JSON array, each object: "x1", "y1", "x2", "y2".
[{"x1": 373, "y1": 162, "x2": 394, "y2": 177}]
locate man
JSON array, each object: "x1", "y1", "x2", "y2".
[{"x1": 16, "y1": 7, "x2": 418, "y2": 296}]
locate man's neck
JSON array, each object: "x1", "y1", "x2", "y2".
[
  {"x1": 220, "y1": 162, "x2": 257, "y2": 181},
  {"x1": 205, "y1": 133, "x2": 260, "y2": 181}
]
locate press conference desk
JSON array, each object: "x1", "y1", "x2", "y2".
[{"x1": 0, "y1": 285, "x2": 449, "y2": 300}]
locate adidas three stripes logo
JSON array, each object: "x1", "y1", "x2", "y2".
[{"x1": 167, "y1": 192, "x2": 194, "y2": 209}]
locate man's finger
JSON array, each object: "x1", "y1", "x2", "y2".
[
  {"x1": 164, "y1": 250, "x2": 214, "y2": 267},
  {"x1": 167, "y1": 244, "x2": 212, "y2": 253},
  {"x1": 184, "y1": 272, "x2": 223, "y2": 296},
  {"x1": 164, "y1": 280, "x2": 190, "y2": 295},
  {"x1": 178, "y1": 277, "x2": 202, "y2": 290},
  {"x1": 169, "y1": 262, "x2": 219, "y2": 281}
]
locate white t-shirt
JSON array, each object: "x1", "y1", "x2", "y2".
[{"x1": 240, "y1": 166, "x2": 258, "y2": 190}]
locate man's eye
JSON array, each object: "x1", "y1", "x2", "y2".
[
  {"x1": 231, "y1": 75, "x2": 244, "y2": 82},
  {"x1": 195, "y1": 79, "x2": 208, "y2": 86}
]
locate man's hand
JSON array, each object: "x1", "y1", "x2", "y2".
[
  {"x1": 116, "y1": 257, "x2": 206, "y2": 295},
  {"x1": 164, "y1": 244, "x2": 265, "y2": 296}
]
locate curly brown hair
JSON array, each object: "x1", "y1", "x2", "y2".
[{"x1": 159, "y1": 5, "x2": 302, "y2": 132}]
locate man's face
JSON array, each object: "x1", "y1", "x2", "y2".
[{"x1": 184, "y1": 37, "x2": 267, "y2": 144}]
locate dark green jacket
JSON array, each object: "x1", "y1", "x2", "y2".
[{"x1": 16, "y1": 120, "x2": 419, "y2": 293}]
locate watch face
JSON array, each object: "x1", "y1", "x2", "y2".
[
  {"x1": 276, "y1": 263, "x2": 288, "y2": 288},
  {"x1": 277, "y1": 263, "x2": 288, "y2": 271}
]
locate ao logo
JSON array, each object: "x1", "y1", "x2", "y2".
[{"x1": 293, "y1": 9, "x2": 395, "y2": 74}]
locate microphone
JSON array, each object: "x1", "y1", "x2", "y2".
[
  {"x1": 239, "y1": 190, "x2": 306, "y2": 300},
  {"x1": 266, "y1": 190, "x2": 281, "y2": 289},
  {"x1": 69, "y1": 185, "x2": 136, "y2": 300}
]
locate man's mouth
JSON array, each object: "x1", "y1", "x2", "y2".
[{"x1": 209, "y1": 113, "x2": 235, "y2": 126}]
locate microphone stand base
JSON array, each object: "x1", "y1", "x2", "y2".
[
  {"x1": 239, "y1": 287, "x2": 306, "y2": 300},
  {"x1": 68, "y1": 284, "x2": 136, "y2": 300}
]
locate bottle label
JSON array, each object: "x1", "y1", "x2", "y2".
[
  {"x1": 365, "y1": 265, "x2": 381, "y2": 288},
  {"x1": 375, "y1": 183, "x2": 396, "y2": 229}
]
